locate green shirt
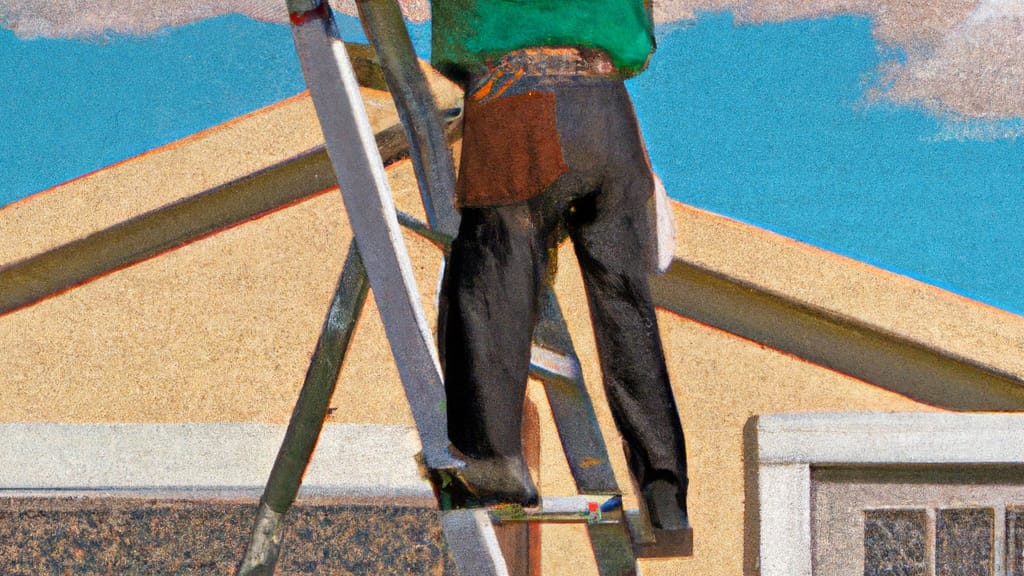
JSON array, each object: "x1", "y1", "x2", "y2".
[{"x1": 431, "y1": 0, "x2": 655, "y2": 81}]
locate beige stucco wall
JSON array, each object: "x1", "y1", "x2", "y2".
[{"x1": 3, "y1": 84, "x2": 1022, "y2": 574}]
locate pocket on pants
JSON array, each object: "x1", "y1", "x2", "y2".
[{"x1": 456, "y1": 90, "x2": 568, "y2": 208}]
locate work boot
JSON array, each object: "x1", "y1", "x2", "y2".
[
  {"x1": 641, "y1": 478, "x2": 689, "y2": 530},
  {"x1": 449, "y1": 446, "x2": 539, "y2": 508},
  {"x1": 633, "y1": 478, "x2": 692, "y2": 557}
]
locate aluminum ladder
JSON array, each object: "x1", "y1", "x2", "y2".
[{"x1": 236, "y1": 1, "x2": 674, "y2": 573}]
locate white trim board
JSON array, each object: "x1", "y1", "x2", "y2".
[
  {"x1": 755, "y1": 412, "x2": 1024, "y2": 576},
  {"x1": 0, "y1": 423, "x2": 433, "y2": 502}
]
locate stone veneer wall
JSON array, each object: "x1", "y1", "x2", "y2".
[{"x1": 0, "y1": 498, "x2": 454, "y2": 575}]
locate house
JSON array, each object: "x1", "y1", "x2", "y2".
[{"x1": 2, "y1": 51, "x2": 1023, "y2": 576}]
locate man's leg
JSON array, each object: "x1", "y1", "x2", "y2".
[
  {"x1": 559, "y1": 82, "x2": 689, "y2": 529},
  {"x1": 567, "y1": 190, "x2": 689, "y2": 527},
  {"x1": 438, "y1": 203, "x2": 549, "y2": 503}
]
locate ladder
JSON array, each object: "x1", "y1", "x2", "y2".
[{"x1": 237, "y1": 1, "x2": 688, "y2": 573}]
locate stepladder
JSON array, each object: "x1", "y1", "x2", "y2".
[{"x1": 237, "y1": 1, "x2": 692, "y2": 574}]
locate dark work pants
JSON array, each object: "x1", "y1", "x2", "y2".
[{"x1": 439, "y1": 76, "x2": 689, "y2": 500}]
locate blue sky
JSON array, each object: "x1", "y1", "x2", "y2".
[
  {"x1": 632, "y1": 13, "x2": 1024, "y2": 313},
  {"x1": 2, "y1": 12, "x2": 1023, "y2": 314}
]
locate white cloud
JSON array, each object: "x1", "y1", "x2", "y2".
[
  {"x1": 932, "y1": 117, "x2": 1024, "y2": 142},
  {"x1": 1, "y1": 0, "x2": 280, "y2": 38},
  {"x1": 885, "y1": 0, "x2": 1024, "y2": 119},
  {"x1": 653, "y1": 0, "x2": 977, "y2": 47},
  {"x1": 655, "y1": 0, "x2": 1024, "y2": 122},
  {"x1": 0, "y1": 0, "x2": 428, "y2": 39},
  {"x1": 966, "y1": 0, "x2": 1024, "y2": 24}
]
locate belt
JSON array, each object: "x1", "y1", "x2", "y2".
[{"x1": 468, "y1": 47, "x2": 619, "y2": 103}]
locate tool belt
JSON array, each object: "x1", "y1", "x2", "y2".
[
  {"x1": 456, "y1": 48, "x2": 618, "y2": 208},
  {"x1": 468, "y1": 47, "x2": 620, "y2": 103}
]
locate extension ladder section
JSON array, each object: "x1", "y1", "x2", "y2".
[{"x1": 237, "y1": 1, "x2": 688, "y2": 574}]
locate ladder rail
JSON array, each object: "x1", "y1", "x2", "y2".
[
  {"x1": 355, "y1": 0, "x2": 460, "y2": 239},
  {"x1": 238, "y1": 244, "x2": 368, "y2": 575},
  {"x1": 286, "y1": 0, "x2": 455, "y2": 470}
]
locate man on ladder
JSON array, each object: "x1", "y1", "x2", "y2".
[
  {"x1": 239, "y1": 1, "x2": 691, "y2": 572},
  {"x1": 430, "y1": 0, "x2": 692, "y2": 543}
]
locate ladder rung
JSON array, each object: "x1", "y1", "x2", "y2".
[
  {"x1": 530, "y1": 345, "x2": 583, "y2": 382},
  {"x1": 488, "y1": 495, "x2": 622, "y2": 524},
  {"x1": 396, "y1": 210, "x2": 452, "y2": 248}
]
